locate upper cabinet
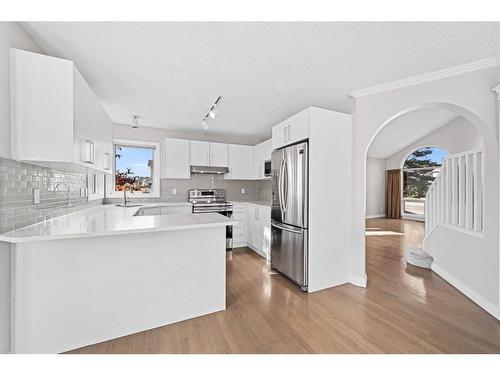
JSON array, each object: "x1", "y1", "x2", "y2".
[
  {"x1": 190, "y1": 141, "x2": 228, "y2": 167},
  {"x1": 209, "y1": 142, "x2": 229, "y2": 167},
  {"x1": 190, "y1": 140, "x2": 210, "y2": 166},
  {"x1": 10, "y1": 49, "x2": 113, "y2": 173},
  {"x1": 164, "y1": 137, "x2": 190, "y2": 179},
  {"x1": 272, "y1": 108, "x2": 310, "y2": 150},
  {"x1": 226, "y1": 144, "x2": 253, "y2": 180},
  {"x1": 253, "y1": 139, "x2": 272, "y2": 179}
]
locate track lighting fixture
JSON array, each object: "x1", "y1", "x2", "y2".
[
  {"x1": 131, "y1": 115, "x2": 140, "y2": 129},
  {"x1": 201, "y1": 96, "x2": 223, "y2": 130}
]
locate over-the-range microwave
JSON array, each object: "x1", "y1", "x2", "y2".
[{"x1": 264, "y1": 160, "x2": 271, "y2": 177}]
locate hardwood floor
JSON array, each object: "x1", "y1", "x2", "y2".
[{"x1": 68, "y1": 218, "x2": 500, "y2": 353}]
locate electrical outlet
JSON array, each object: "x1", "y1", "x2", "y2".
[
  {"x1": 33, "y1": 188, "x2": 40, "y2": 204},
  {"x1": 172, "y1": 188, "x2": 177, "y2": 195},
  {"x1": 241, "y1": 188, "x2": 245, "y2": 194}
]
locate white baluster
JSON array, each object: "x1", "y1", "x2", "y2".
[
  {"x1": 465, "y1": 153, "x2": 473, "y2": 229},
  {"x1": 473, "y1": 152, "x2": 483, "y2": 231},
  {"x1": 458, "y1": 155, "x2": 466, "y2": 228}
]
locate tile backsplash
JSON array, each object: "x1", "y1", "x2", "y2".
[
  {"x1": 0, "y1": 157, "x2": 272, "y2": 234},
  {"x1": 0, "y1": 157, "x2": 101, "y2": 234},
  {"x1": 104, "y1": 174, "x2": 272, "y2": 204}
]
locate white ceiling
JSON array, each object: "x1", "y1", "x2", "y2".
[
  {"x1": 367, "y1": 108, "x2": 459, "y2": 159},
  {"x1": 22, "y1": 22, "x2": 500, "y2": 145}
]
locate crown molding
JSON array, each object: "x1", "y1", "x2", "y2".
[{"x1": 350, "y1": 57, "x2": 500, "y2": 98}]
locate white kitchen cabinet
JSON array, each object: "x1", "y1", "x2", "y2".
[
  {"x1": 190, "y1": 141, "x2": 228, "y2": 167},
  {"x1": 10, "y1": 48, "x2": 113, "y2": 173},
  {"x1": 226, "y1": 144, "x2": 253, "y2": 180},
  {"x1": 272, "y1": 108, "x2": 310, "y2": 149},
  {"x1": 164, "y1": 138, "x2": 191, "y2": 178},
  {"x1": 73, "y1": 68, "x2": 113, "y2": 173},
  {"x1": 209, "y1": 142, "x2": 229, "y2": 167},
  {"x1": 232, "y1": 203, "x2": 247, "y2": 248},
  {"x1": 190, "y1": 140, "x2": 210, "y2": 166},
  {"x1": 243, "y1": 203, "x2": 271, "y2": 260},
  {"x1": 253, "y1": 139, "x2": 272, "y2": 179}
]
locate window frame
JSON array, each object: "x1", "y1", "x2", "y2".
[{"x1": 107, "y1": 139, "x2": 161, "y2": 199}]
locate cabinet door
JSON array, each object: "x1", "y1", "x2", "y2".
[
  {"x1": 261, "y1": 207, "x2": 271, "y2": 259},
  {"x1": 253, "y1": 139, "x2": 272, "y2": 179},
  {"x1": 288, "y1": 109, "x2": 310, "y2": 144},
  {"x1": 164, "y1": 138, "x2": 191, "y2": 178},
  {"x1": 190, "y1": 140, "x2": 210, "y2": 166},
  {"x1": 73, "y1": 67, "x2": 113, "y2": 173},
  {"x1": 245, "y1": 207, "x2": 256, "y2": 249},
  {"x1": 254, "y1": 206, "x2": 264, "y2": 253},
  {"x1": 227, "y1": 144, "x2": 253, "y2": 180},
  {"x1": 10, "y1": 49, "x2": 74, "y2": 162},
  {"x1": 272, "y1": 122, "x2": 287, "y2": 150},
  {"x1": 209, "y1": 142, "x2": 228, "y2": 167}
]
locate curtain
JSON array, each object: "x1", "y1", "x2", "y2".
[{"x1": 385, "y1": 169, "x2": 401, "y2": 219}]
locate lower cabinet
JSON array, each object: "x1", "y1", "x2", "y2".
[{"x1": 232, "y1": 202, "x2": 271, "y2": 260}]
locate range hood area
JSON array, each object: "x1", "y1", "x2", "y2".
[{"x1": 190, "y1": 165, "x2": 230, "y2": 174}]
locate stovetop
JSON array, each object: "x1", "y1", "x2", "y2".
[{"x1": 188, "y1": 189, "x2": 233, "y2": 212}]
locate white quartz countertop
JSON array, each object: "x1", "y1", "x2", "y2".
[
  {"x1": 0, "y1": 203, "x2": 237, "y2": 243},
  {"x1": 230, "y1": 200, "x2": 271, "y2": 207}
]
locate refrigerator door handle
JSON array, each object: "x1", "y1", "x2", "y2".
[
  {"x1": 278, "y1": 156, "x2": 286, "y2": 214},
  {"x1": 283, "y1": 155, "x2": 288, "y2": 213},
  {"x1": 271, "y1": 221, "x2": 301, "y2": 234}
]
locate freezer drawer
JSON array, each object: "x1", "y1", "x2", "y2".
[{"x1": 270, "y1": 221, "x2": 308, "y2": 289}]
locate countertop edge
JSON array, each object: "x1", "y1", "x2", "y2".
[{"x1": 0, "y1": 220, "x2": 238, "y2": 244}]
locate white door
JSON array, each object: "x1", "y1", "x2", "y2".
[
  {"x1": 227, "y1": 144, "x2": 253, "y2": 180},
  {"x1": 164, "y1": 138, "x2": 191, "y2": 178},
  {"x1": 190, "y1": 140, "x2": 210, "y2": 166},
  {"x1": 209, "y1": 142, "x2": 228, "y2": 167}
]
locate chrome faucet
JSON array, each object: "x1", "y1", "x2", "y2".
[{"x1": 123, "y1": 187, "x2": 130, "y2": 206}]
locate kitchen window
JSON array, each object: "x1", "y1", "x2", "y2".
[{"x1": 107, "y1": 139, "x2": 161, "y2": 198}]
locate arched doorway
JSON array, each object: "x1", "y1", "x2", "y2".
[
  {"x1": 364, "y1": 104, "x2": 487, "y2": 292},
  {"x1": 401, "y1": 146, "x2": 449, "y2": 221}
]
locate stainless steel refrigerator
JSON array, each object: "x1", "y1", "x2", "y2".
[{"x1": 271, "y1": 141, "x2": 308, "y2": 290}]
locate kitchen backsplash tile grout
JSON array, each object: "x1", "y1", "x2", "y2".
[
  {"x1": 104, "y1": 175, "x2": 272, "y2": 204},
  {"x1": 0, "y1": 157, "x2": 102, "y2": 234}
]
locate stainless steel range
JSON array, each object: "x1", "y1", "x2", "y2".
[{"x1": 188, "y1": 189, "x2": 233, "y2": 249}]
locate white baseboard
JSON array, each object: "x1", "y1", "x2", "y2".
[
  {"x1": 246, "y1": 244, "x2": 268, "y2": 260},
  {"x1": 366, "y1": 214, "x2": 385, "y2": 219},
  {"x1": 431, "y1": 263, "x2": 500, "y2": 321},
  {"x1": 349, "y1": 273, "x2": 368, "y2": 288}
]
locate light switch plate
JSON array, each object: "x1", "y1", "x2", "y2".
[
  {"x1": 241, "y1": 188, "x2": 245, "y2": 194},
  {"x1": 33, "y1": 188, "x2": 40, "y2": 204},
  {"x1": 172, "y1": 188, "x2": 177, "y2": 195}
]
